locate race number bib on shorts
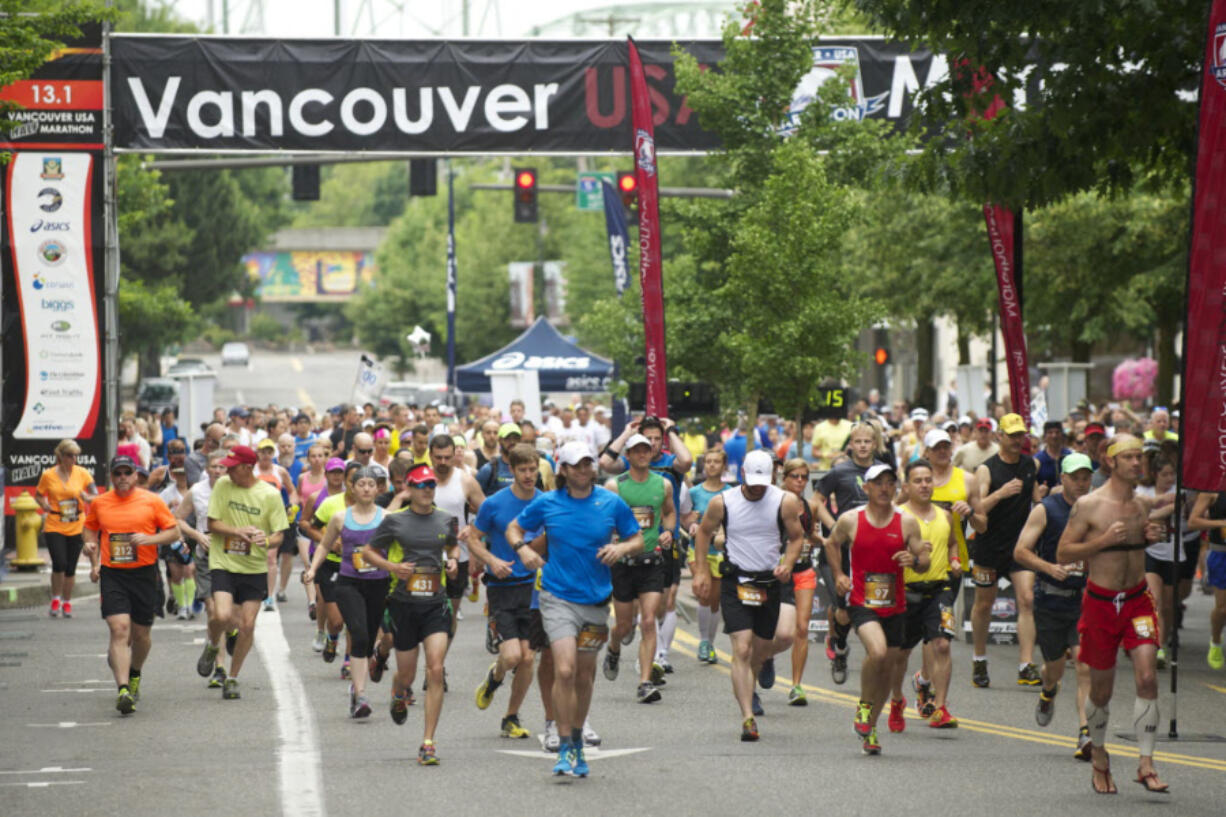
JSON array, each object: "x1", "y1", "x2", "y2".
[
  {"x1": 409, "y1": 569, "x2": 442, "y2": 597},
  {"x1": 224, "y1": 536, "x2": 250, "y2": 556},
  {"x1": 352, "y1": 551, "x2": 375, "y2": 573},
  {"x1": 1132, "y1": 615, "x2": 1156, "y2": 640},
  {"x1": 632, "y1": 505, "x2": 655, "y2": 530},
  {"x1": 972, "y1": 565, "x2": 997, "y2": 586},
  {"x1": 109, "y1": 533, "x2": 136, "y2": 563},
  {"x1": 576, "y1": 623, "x2": 609, "y2": 652},
  {"x1": 58, "y1": 499, "x2": 79, "y2": 522},
  {"x1": 939, "y1": 604, "x2": 957, "y2": 637},
  {"x1": 736, "y1": 582, "x2": 767, "y2": 607},
  {"x1": 864, "y1": 573, "x2": 896, "y2": 608}
]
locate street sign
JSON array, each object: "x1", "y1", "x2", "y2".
[{"x1": 576, "y1": 172, "x2": 614, "y2": 212}]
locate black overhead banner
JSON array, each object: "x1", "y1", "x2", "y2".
[{"x1": 110, "y1": 36, "x2": 944, "y2": 153}]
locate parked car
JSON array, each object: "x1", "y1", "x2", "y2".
[
  {"x1": 220, "y1": 342, "x2": 251, "y2": 367},
  {"x1": 380, "y1": 381, "x2": 451, "y2": 408},
  {"x1": 136, "y1": 377, "x2": 179, "y2": 416},
  {"x1": 166, "y1": 357, "x2": 213, "y2": 376}
]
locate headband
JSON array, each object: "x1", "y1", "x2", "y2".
[{"x1": 1106, "y1": 438, "x2": 1143, "y2": 458}]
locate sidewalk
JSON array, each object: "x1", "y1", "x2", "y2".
[{"x1": 0, "y1": 547, "x2": 98, "y2": 609}]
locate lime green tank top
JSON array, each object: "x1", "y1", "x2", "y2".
[{"x1": 616, "y1": 470, "x2": 667, "y2": 554}]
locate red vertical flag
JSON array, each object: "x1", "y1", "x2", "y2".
[
  {"x1": 1181, "y1": 0, "x2": 1226, "y2": 490},
  {"x1": 628, "y1": 38, "x2": 668, "y2": 418}
]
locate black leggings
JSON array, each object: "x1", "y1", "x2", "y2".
[
  {"x1": 45, "y1": 532, "x2": 84, "y2": 575},
  {"x1": 333, "y1": 576, "x2": 388, "y2": 659}
]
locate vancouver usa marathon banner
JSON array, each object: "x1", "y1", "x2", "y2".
[
  {"x1": 110, "y1": 36, "x2": 945, "y2": 153},
  {"x1": 0, "y1": 24, "x2": 109, "y2": 517}
]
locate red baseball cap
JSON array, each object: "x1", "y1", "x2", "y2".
[
  {"x1": 975, "y1": 418, "x2": 993, "y2": 430},
  {"x1": 1085, "y1": 423, "x2": 1107, "y2": 437},
  {"x1": 218, "y1": 445, "x2": 258, "y2": 467},
  {"x1": 407, "y1": 465, "x2": 437, "y2": 486}
]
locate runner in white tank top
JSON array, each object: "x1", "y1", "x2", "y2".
[{"x1": 427, "y1": 437, "x2": 486, "y2": 625}]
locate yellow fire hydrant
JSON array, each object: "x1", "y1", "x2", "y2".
[{"x1": 11, "y1": 492, "x2": 46, "y2": 570}]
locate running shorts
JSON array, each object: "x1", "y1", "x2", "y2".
[{"x1": 1076, "y1": 579, "x2": 1158, "y2": 671}]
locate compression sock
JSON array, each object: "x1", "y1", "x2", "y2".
[
  {"x1": 129, "y1": 668, "x2": 141, "y2": 679},
  {"x1": 698, "y1": 606, "x2": 718, "y2": 642},
  {"x1": 183, "y1": 578, "x2": 197, "y2": 606},
  {"x1": 1134, "y1": 697, "x2": 1160, "y2": 757},
  {"x1": 1084, "y1": 699, "x2": 1109, "y2": 748},
  {"x1": 571, "y1": 727, "x2": 583, "y2": 747},
  {"x1": 171, "y1": 582, "x2": 186, "y2": 610},
  {"x1": 659, "y1": 610, "x2": 677, "y2": 658}
]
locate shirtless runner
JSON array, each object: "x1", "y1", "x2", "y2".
[{"x1": 1057, "y1": 434, "x2": 1169, "y2": 795}]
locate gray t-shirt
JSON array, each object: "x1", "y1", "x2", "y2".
[{"x1": 369, "y1": 507, "x2": 458, "y2": 604}]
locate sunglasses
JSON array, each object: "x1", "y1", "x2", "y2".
[
  {"x1": 355, "y1": 448, "x2": 373, "y2": 455},
  {"x1": 786, "y1": 471, "x2": 808, "y2": 479},
  {"x1": 112, "y1": 469, "x2": 134, "y2": 477},
  {"x1": 408, "y1": 481, "x2": 437, "y2": 490}
]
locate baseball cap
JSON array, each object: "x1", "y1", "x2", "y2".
[
  {"x1": 625, "y1": 433, "x2": 652, "y2": 451},
  {"x1": 407, "y1": 465, "x2": 437, "y2": 486},
  {"x1": 228, "y1": 406, "x2": 249, "y2": 418},
  {"x1": 293, "y1": 413, "x2": 310, "y2": 424},
  {"x1": 1061, "y1": 453, "x2": 1094, "y2": 474},
  {"x1": 999, "y1": 413, "x2": 1027, "y2": 435},
  {"x1": 742, "y1": 449, "x2": 774, "y2": 486},
  {"x1": 958, "y1": 415, "x2": 973, "y2": 427},
  {"x1": 1043, "y1": 420, "x2": 1065, "y2": 433},
  {"x1": 368, "y1": 463, "x2": 389, "y2": 482},
  {"x1": 498, "y1": 422, "x2": 523, "y2": 439},
  {"x1": 1085, "y1": 422, "x2": 1107, "y2": 437},
  {"x1": 864, "y1": 463, "x2": 896, "y2": 482},
  {"x1": 218, "y1": 445, "x2": 257, "y2": 467},
  {"x1": 923, "y1": 429, "x2": 952, "y2": 449},
  {"x1": 325, "y1": 457, "x2": 346, "y2": 472},
  {"x1": 556, "y1": 440, "x2": 595, "y2": 466},
  {"x1": 909, "y1": 408, "x2": 930, "y2": 422},
  {"x1": 975, "y1": 418, "x2": 993, "y2": 430},
  {"x1": 109, "y1": 455, "x2": 137, "y2": 473},
  {"x1": 256, "y1": 437, "x2": 276, "y2": 450}
]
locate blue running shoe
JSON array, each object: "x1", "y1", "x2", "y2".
[
  {"x1": 552, "y1": 742, "x2": 576, "y2": 776},
  {"x1": 572, "y1": 745, "x2": 590, "y2": 778}
]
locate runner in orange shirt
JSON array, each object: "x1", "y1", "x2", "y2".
[
  {"x1": 83, "y1": 455, "x2": 182, "y2": 715},
  {"x1": 35, "y1": 438, "x2": 98, "y2": 618}
]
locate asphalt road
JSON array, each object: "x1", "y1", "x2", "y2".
[{"x1": 3, "y1": 575, "x2": 1225, "y2": 817}]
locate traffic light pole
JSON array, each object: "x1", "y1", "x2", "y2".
[{"x1": 470, "y1": 182, "x2": 734, "y2": 199}]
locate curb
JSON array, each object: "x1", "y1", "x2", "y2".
[{"x1": 0, "y1": 579, "x2": 99, "y2": 610}]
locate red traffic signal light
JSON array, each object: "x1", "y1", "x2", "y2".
[
  {"x1": 618, "y1": 173, "x2": 637, "y2": 194},
  {"x1": 512, "y1": 166, "x2": 538, "y2": 223},
  {"x1": 616, "y1": 170, "x2": 639, "y2": 223},
  {"x1": 874, "y1": 347, "x2": 890, "y2": 366}
]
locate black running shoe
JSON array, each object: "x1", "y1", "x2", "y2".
[{"x1": 225, "y1": 629, "x2": 238, "y2": 656}]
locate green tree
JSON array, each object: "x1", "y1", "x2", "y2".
[{"x1": 118, "y1": 278, "x2": 198, "y2": 377}]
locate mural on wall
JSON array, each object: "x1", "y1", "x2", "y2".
[{"x1": 243, "y1": 251, "x2": 376, "y2": 301}]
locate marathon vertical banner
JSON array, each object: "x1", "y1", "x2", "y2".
[
  {"x1": 629, "y1": 38, "x2": 668, "y2": 418},
  {"x1": 1, "y1": 23, "x2": 108, "y2": 517},
  {"x1": 445, "y1": 161, "x2": 457, "y2": 391},
  {"x1": 1181, "y1": 0, "x2": 1226, "y2": 491},
  {"x1": 600, "y1": 180, "x2": 630, "y2": 296},
  {"x1": 984, "y1": 203, "x2": 1031, "y2": 426}
]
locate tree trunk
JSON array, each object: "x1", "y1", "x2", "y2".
[
  {"x1": 139, "y1": 346, "x2": 161, "y2": 379},
  {"x1": 1156, "y1": 316, "x2": 1178, "y2": 408},
  {"x1": 745, "y1": 391, "x2": 759, "y2": 454},
  {"x1": 914, "y1": 318, "x2": 935, "y2": 411},
  {"x1": 957, "y1": 327, "x2": 971, "y2": 366}
]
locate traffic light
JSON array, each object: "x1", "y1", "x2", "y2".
[
  {"x1": 874, "y1": 346, "x2": 890, "y2": 366},
  {"x1": 409, "y1": 159, "x2": 437, "y2": 196},
  {"x1": 513, "y1": 167, "x2": 538, "y2": 223},
  {"x1": 291, "y1": 164, "x2": 319, "y2": 200},
  {"x1": 616, "y1": 171, "x2": 638, "y2": 224}
]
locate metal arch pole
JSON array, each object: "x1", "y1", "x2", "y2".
[{"x1": 103, "y1": 9, "x2": 119, "y2": 456}]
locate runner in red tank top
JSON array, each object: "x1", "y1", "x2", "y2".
[{"x1": 826, "y1": 464, "x2": 928, "y2": 755}]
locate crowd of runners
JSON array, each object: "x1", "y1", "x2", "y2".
[{"x1": 32, "y1": 393, "x2": 1226, "y2": 791}]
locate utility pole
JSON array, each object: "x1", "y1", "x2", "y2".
[{"x1": 575, "y1": 14, "x2": 640, "y2": 36}]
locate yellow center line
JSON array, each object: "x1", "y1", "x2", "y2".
[
  {"x1": 671, "y1": 627, "x2": 1226, "y2": 772},
  {"x1": 290, "y1": 357, "x2": 304, "y2": 373},
  {"x1": 296, "y1": 387, "x2": 313, "y2": 409},
  {"x1": 1206, "y1": 683, "x2": 1226, "y2": 696}
]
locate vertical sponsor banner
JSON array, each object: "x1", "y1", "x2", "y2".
[
  {"x1": 543, "y1": 261, "x2": 568, "y2": 325},
  {"x1": 600, "y1": 180, "x2": 631, "y2": 296},
  {"x1": 983, "y1": 203, "x2": 1031, "y2": 425},
  {"x1": 628, "y1": 38, "x2": 668, "y2": 418},
  {"x1": 1181, "y1": 0, "x2": 1226, "y2": 491},
  {"x1": 507, "y1": 262, "x2": 534, "y2": 327},
  {"x1": 1, "y1": 24, "x2": 107, "y2": 520},
  {"x1": 446, "y1": 161, "x2": 457, "y2": 393}
]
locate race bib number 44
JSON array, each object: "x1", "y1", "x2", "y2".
[{"x1": 59, "y1": 499, "x2": 79, "y2": 522}]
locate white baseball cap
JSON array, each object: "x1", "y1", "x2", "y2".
[
  {"x1": 923, "y1": 429, "x2": 952, "y2": 449},
  {"x1": 864, "y1": 463, "x2": 896, "y2": 482},
  {"x1": 556, "y1": 440, "x2": 594, "y2": 466},
  {"x1": 743, "y1": 449, "x2": 774, "y2": 486},
  {"x1": 625, "y1": 433, "x2": 652, "y2": 451},
  {"x1": 910, "y1": 408, "x2": 929, "y2": 421}
]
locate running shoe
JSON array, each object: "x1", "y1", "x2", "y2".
[
  {"x1": 602, "y1": 649, "x2": 620, "y2": 681},
  {"x1": 888, "y1": 697, "x2": 906, "y2": 733},
  {"x1": 116, "y1": 687, "x2": 135, "y2": 715},
  {"x1": 697, "y1": 640, "x2": 712, "y2": 663},
  {"x1": 193, "y1": 600, "x2": 204, "y2": 616},
  {"x1": 972, "y1": 659, "x2": 990, "y2": 688},
  {"x1": 787, "y1": 685, "x2": 807, "y2": 706},
  {"x1": 1209, "y1": 641, "x2": 1225, "y2": 670},
  {"x1": 706, "y1": 647, "x2": 718, "y2": 666},
  {"x1": 129, "y1": 675, "x2": 142, "y2": 703},
  {"x1": 390, "y1": 692, "x2": 409, "y2": 725},
  {"x1": 1036, "y1": 685, "x2": 1058, "y2": 727},
  {"x1": 177, "y1": 607, "x2": 189, "y2": 621},
  {"x1": 197, "y1": 643, "x2": 219, "y2": 677},
  {"x1": 637, "y1": 682, "x2": 661, "y2": 703},
  {"x1": 276, "y1": 592, "x2": 288, "y2": 603},
  {"x1": 485, "y1": 619, "x2": 500, "y2": 655},
  {"x1": 622, "y1": 623, "x2": 636, "y2": 646},
  {"x1": 340, "y1": 659, "x2": 351, "y2": 680},
  {"x1": 1017, "y1": 663, "x2": 1042, "y2": 686},
  {"x1": 1074, "y1": 727, "x2": 1093, "y2": 762},
  {"x1": 853, "y1": 701, "x2": 872, "y2": 737},
  {"x1": 455, "y1": 609, "x2": 464, "y2": 621},
  {"x1": 928, "y1": 706, "x2": 958, "y2": 729},
  {"x1": 209, "y1": 667, "x2": 226, "y2": 689},
  {"x1": 369, "y1": 648, "x2": 389, "y2": 684},
  {"x1": 543, "y1": 720, "x2": 560, "y2": 752},
  {"x1": 752, "y1": 692, "x2": 764, "y2": 717},
  {"x1": 741, "y1": 717, "x2": 760, "y2": 742},
  {"x1": 311, "y1": 631, "x2": 325, "y2": 652},
  {"x1": 553, "y1": 744, "x2": 577, "y2": 776},
  {"x1": 49, "y1": 598, "x2": 61, "y2": 618},
  {"x1": 913, "y1": 671, "x2": 935, "y2": 717},
  {"x1": 824, "y1": 634, "x2": 835, "y2": 661},
  {"x1": 351, "y1": 695, "x2": 372, "y2": 719},
  {"x1": 308, "y1": 601, "x2": 317, "y2": 621},
  {"x1": 831, "y1": 650, "x2": 848, "y2": 685},
  {"x1": 418, "y1": 741, "x2": 439, "y2": 766},
  {"x1": 225, "y1": 629, "x2": 238, "y2": 656},
  {"x1": 475, "y1": 662, "x2": 501, "y2": 710},
  {"x1": 572, "y1": 745, "x2": 590, "y2": 778},
  {"x1": 62, "y1": 601, "x2": 72, "y2": 618},
  {"x1": 1156, "y1": 648, "x2": 1167, "y2": 670},
  {"x1": 166, "y1": 596, "x2": 178, "y2": 616},
  {"x1": 650, "y1": 662, "x2": 666, "y2": 686},
  {"x1": 757, "y1": 657, "x2": 776, "y2": 690},
  {"x1": 582, "y1": 720, "x2": 601, "y2": 747},
  {"x1": 501, "y1": 714, "x2": 530, "y2": 739},
  {"x1": 862, "y1": 727, "x2": 881, "y2": 755},
  {"x1": 322, "y1": 636, "x2": 338, "y2": 663},
  {"x1": 658, "y1": 656, "x2": 674, "y2": 674},
  {"x1": 262, "y1": 597, "x2": 275, "y2": 613},
  {"x1": 222, "y1": 678, "x2": 240, "y2": 700}
]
